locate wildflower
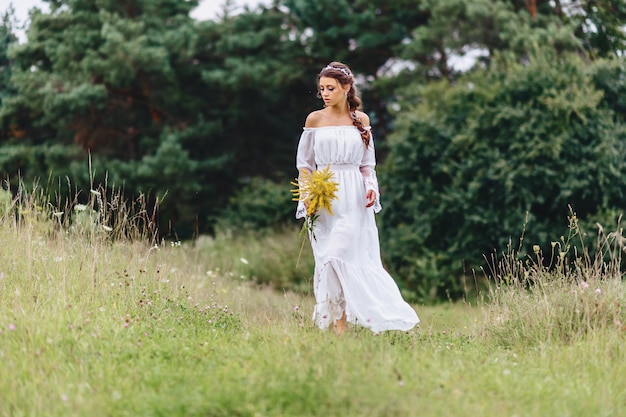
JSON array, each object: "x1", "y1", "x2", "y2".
[
  {"x1": 291, "y1": 166, "x2": 339, "y2": 265},
  {"x1": 240, "y1": 258, "x2": 249, "y2": 265},
  {"x1": 8, "y1": 323, "x2": 16, "y2": 331},
  {"x1": 74, "y1": 204, "x2": 87, "y2": 212},
  {"x1": 291, "y1": 166, "x2": 339, "y2": 218},
  {"x1": 595, "y1": 288, "x2": 602, "y2": 294},
  {"x1": 580, "y1": 281, "x2": 589, "y2": 290},
  {"x1": 294, "y1": 305, "x2": 300, "y2": 312},
  {"x1": 532, "y1": 245, "x2": 540, "y2": 254},
  {"x1": 550, "y1": 241, "x2": 557, "y2": 249}
]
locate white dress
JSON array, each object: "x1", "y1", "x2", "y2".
[{"x1": 296, "y1": 125, "x2": 419, "y2": 333}]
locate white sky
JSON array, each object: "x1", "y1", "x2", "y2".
[{"x1": 4, "y1": 0, "x2": 266, "y2": 43}]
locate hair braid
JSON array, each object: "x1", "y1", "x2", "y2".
[{"x1": 347, "y1": 86, "x2": 370, "y2": 148}]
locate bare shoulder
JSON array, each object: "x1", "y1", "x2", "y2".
[
  {"x1": 356, "y1": 110, "x2": 370, "y2": 127},
  {"x1": 304, "y1": 110, "x2": 325, "y2": 128}
]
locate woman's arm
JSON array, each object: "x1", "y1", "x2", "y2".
[{"x1": 358, "y1": 119, "x2": 382, "y2": 213}]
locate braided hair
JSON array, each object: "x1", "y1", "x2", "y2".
[{"x1": 317, "y1": 62, "x2": 371, "y2": 148}]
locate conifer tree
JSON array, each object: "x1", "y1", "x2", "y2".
[{"x1": 0, "y1": 0, "x2": 308, "y2": 235}]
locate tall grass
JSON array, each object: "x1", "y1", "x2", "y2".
[
  {"x1": 1, "y1": 184, "x2": 626, "y2": 416},
  {"x1": 483, "y1": 209, "x2": 626, "y2": 347},
  {"x1": 1, "y1": 176, "x2": 158, "y2": 243},
  {"x1": 194, "y1": 226, "x2": 316, "y2": 294}
]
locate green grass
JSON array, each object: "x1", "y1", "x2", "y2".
[{"x1": 1, "y1": 195, "x2": 626, "y2": 416}]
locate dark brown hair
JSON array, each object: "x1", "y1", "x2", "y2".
[{"x1": 317, "y1": 61, "x2": 371, "y2": 148}]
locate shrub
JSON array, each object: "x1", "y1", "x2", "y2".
[
  {"x1": 380, "y1": 50, "x2": 626, "y2": 302},
  {"x1": 215, "y1": 176, "x2": 296, "y2": 232}
]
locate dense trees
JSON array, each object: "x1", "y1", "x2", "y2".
[
  {"x1": 0, "y1": 0, "x2": 624, "y2": 300},
  {"x1": 0, "y1": 8, "x2": 17, "y2": 108},
  {"x1": 380, "y1": 51, "x2": 626, "y2": 300},
  {"x1": 0, "y1": 0, "x2": 310, "y2": 235}
]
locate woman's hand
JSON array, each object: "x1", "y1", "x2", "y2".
[{"x1": 365, "y1": 189, "x2": 376, "y2": 208}]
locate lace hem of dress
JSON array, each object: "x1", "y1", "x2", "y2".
[{"x1": 312, "y1": 297, "x2": 346, "y2": 330}]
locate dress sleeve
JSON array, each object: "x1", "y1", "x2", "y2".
[
  {"x1": 295, "y1": 129, "x2": 315, "y2": 219},
  {"x1": 359, "y1": 129, "x2": 382, "y2": 213}
]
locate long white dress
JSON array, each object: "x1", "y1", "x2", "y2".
[{"x1": 296, "y1": 125, "x2": 419, "y2": 333}]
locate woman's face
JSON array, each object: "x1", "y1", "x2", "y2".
[{"x1": 319, "y1": 76, "x2": 349, "y2": 107}]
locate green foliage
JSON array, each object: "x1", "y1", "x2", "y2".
[
  {"x1": 0, "y1": 6, "x2": 18, "y2": 106},
  {"x1": 283, "y1": 0, "x2": 429, "y2": 75},
  {"x1": 216, "y1": 176, "x2": 295, "y2": 232},
  {"x1": 553, "y1": 0, "x2": 626, "y2": 56},
  {"x1": 196, "y1": 6, "x2": 313, "y2": 180},
  {"x1": 380, "y1": 49, "x2": 626, "y2": 302},
  {"x1": 0, "y1": 0, "x2": 309, "y2": 236},
  {"x1": 398, "y1": 0, "x2": 580, "y2": 80},
  {"x1": 0, "y1": 0, "x2": 212, "y2": 235},
  {"x1": 1, "y1": 0, "x2": 625, "y2": 266}
]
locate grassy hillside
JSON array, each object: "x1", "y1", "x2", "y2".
[{"x1": 1, "y1": 189, "x2": 625, "y2": 416}]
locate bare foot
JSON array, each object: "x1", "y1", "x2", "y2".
[{"x1": 333, "y1": 312, "x2": 347, "y2": 335}]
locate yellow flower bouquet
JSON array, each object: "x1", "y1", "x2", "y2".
[{"x1": 290, "y1": 166, "x2": 339, "y2": 266}]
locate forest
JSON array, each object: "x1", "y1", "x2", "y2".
[{"x1": 1, "y1": 0, "x2": 626, "y2": 301}]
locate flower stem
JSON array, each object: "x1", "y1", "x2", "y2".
[{"x1": 296, "y1": 233, "x2": 306, "y2": 268}]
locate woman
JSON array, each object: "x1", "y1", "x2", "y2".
[{"x1": 295, "y1": 62, "x2": 419, "y2": 334}]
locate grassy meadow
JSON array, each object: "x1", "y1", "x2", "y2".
[{"x1": 1, "y1": 189, "x2": 626, "y2": 417}]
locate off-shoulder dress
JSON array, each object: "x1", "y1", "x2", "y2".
[{"x1": 295, "y1": 125, "x2": 419, "y2": 333}]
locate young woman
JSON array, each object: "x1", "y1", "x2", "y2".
[{"x1": 295, "y1": 62, "x2": 419, "y2": 334}]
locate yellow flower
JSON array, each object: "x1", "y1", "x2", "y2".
[
  {"x1": 291, "y1": 166, "x2": 339, "y2": 217},
  {"x1": 290, "y1": 166, "x2": 339, "y2": 266}
]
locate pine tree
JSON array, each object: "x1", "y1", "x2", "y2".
[{"x1": 0, "y1": 0, "x2": 311, "y2": 235}]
